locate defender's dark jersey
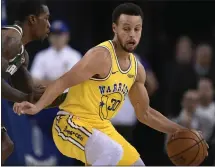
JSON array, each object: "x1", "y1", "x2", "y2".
[{"x1": 2, "y1": 24, "x2": 26, "y2": 80}]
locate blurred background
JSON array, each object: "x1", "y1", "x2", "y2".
[{"x1": 2, "y1": 0, "x2": 215, "y2": 166}]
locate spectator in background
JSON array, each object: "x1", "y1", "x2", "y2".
[
  {"x1": 196, "y1": 78, "x2": 215, "y2": 165},
  {"x1": 196, "y1": 78, "x2": 215, "y2": 141},
  {"x1": 164, "y1": 36, "x2": 193, "y2": 117},
  {"x1": 166, "y1": 42, "x2": 215, "y2": 117},
  {"x1": 171, "y1": 90, "x2": 199, "y2": 129},
  {"x1": 31, "y1": 20, "x2": 82, "y2": 86},
  {"x1": 165, "y1": 88, "x2": 215, "y2": 165},
  {"x1": 175, "y1": 36, "x2": 193, "y2": 65},
  {"x1": 194, "y1": 44, "x2": 214, "y2": 80},
  {"x1": 167, "y1": 86, "x2": 214, "y2": 139},
  {"x1": 165, "y1": 36, "x2": 193, "y2": 82}
]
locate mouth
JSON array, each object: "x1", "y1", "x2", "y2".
[
  {"x1": 45, "y1": 31, "x2": 50, "y2": 37},
  {"x1": 127, "y1": 40, "x2": 136, "y2": 46}
]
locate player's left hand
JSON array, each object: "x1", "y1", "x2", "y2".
[
  {"x1": 27, "y1": 85, "x2": 46, "y2": 103},
  {"x1": 13, "y1": 101, "x2": 40, "y2": 115}
]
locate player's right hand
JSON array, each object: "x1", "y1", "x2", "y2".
[{"x1": 13, "y1": 101, "x2": 39, "y2": 115}]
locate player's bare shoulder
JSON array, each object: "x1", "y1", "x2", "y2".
[
  {"x1": 2, "y1": 29, "x2": 22, "y2": 60},
  {"x1": 84, "y1": 46, "x2": 112, "y2": 78}
]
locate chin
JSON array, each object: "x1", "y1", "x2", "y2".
[
  {"x1": 126, "y1": 48, "x2": 135, "y2": 53},
  {"x1": 41, "y1": 35, "x2": 48, "y2": 42}
]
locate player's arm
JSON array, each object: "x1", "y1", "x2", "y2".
[
  {"x1": 1, "y1": 75, "x2": 29, "y2": 102},
  {"x1": 16, "y1": 47, "x2": 110, "y2": 113},
  {"x1": 1, "y1": 30, "x2": 29, "y2": 102},
  {"x1": 129, "y1": 63, "x2": 184, "y2": 134},
  {"x1": 11, "y1": 51, "x2": 68, "y2": 105},
  {"x1": 10, "y1": 51, "x2": 34, "y2": 97},
  {"x1": 10, "y1": 50, "x2": 45, "y2": 102}
]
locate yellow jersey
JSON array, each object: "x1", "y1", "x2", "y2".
[{"x1": 59, "y1": 40, "x2": 138, "y2": 133}]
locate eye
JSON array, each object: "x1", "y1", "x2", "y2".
[
  {"x1": 123, "y1": 27, "x2": 130, "y2": 31},
  {"x1": 45, "y1": 15, "x2": 50, "y2": 21},
  {"x1": 135, "y1": 27, "x2": 141, "y2": 32}
]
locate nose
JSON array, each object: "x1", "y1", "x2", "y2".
[{"x1": 129, "y1": 29, "x2": 135, "y2": 38}]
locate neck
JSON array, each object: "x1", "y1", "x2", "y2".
[
  {"x1": 17, "y1": 22, "x2": 34, "y2": 45},
  {"x1": 112, "y1": 37, "x2": 130, "y2": 60}
]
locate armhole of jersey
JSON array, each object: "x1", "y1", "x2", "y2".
[
  {"x1": 17, "y1": 45, "x2": 25, "y2": 55},
  {"x1": 8, "y1": 45, "x2": 24, "y2": 63},
  {"x1": 133, "y1": 55, "x2": 138, "y2": 83},
  {"x1": 90, "y1": 45, "x2": 112, "y2": 81}
]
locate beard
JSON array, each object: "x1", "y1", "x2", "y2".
[{"x1": 117, "y1": 35, "x2": 137, "y2": 52}]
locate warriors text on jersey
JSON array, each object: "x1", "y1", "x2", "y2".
[{"x1": 52, "y1": 40, "x2": 140, "y2": 165}]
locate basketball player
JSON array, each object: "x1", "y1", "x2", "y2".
[
  {"x1": 1, "y1": 0, "x2": 50, "y2": 163},
  {"x1": 13, "y1": 3, "x2": 207, "y2": 165}
]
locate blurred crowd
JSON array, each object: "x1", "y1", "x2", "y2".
[{"x1": 165, "y1": 36, "x2": 215, "y2": 165}]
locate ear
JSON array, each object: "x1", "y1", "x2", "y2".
[
  {"x1": 112, "y1": 23, "x2": 117, "y2": 34},
  {"x1": 28, "y1": 15, "x2": 37, "y2": 25}
]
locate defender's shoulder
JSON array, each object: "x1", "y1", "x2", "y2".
[{"x1": 2, "y1": 29, "x2": 22, "y2": 60}]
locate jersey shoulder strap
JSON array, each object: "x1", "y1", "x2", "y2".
[{"x1": 2, "y1": 24, "x2": 23, "y2": 37}]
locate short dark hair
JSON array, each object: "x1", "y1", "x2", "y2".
[
  {"x1": 112, "y1": 3, "x2": 143, "y2": 24},
  {"x1": 16, "y1": 0, "x2": 47, "y2": 22}
]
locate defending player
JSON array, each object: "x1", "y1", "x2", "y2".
[
  {"x1": 13, "y1": 3, "x2": 208, "y2": 166},
  {"x1": 1, "y1": 0, "x2": 50, "y2": 163}
]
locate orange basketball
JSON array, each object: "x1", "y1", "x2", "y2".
[{"x1": 166, "y1": 129, "x2": 208, "y2": 166}]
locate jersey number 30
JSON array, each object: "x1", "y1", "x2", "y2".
[
  {"x1": 99, "y1": 93, "x2": 123, "y2": 120},
  {"x1": 107, "y1": 99, "x2": 121, "y2": 111}
]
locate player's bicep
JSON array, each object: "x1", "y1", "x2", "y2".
[
  {"x1": 59, "y1": 47, "x2": 110, "y2": 88},
  {"x1": 129, "y1": 62, "x2": 150, "y2": 120}
]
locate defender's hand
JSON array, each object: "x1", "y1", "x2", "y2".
[
  {"x1": 33, "y1": 85, "x2": 46, "y2": 102},
  {"x1": 13, "y1": 101, "x2": 40, "y2": 115}
]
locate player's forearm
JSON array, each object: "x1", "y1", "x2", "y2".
[
  {"x1": 2, "y1": 79, "x2": 29, "y2": 102},
  {"x1": 11, "y1": 66, "x2": 34, "y2": 94},
  {"x1": 139, "y1": 107, "x2": 184, "y2": 134},
  {"x1": 35, "y1": 79, "x2": 66, "y2": 110}
]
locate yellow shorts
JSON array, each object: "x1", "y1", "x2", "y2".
[{"x1": 52, "y1": 111, "x2": 140, "y2": 165}]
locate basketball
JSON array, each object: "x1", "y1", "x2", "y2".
[{"x1": 167, "y1": 129, "x2": 208, "y2": 166}]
